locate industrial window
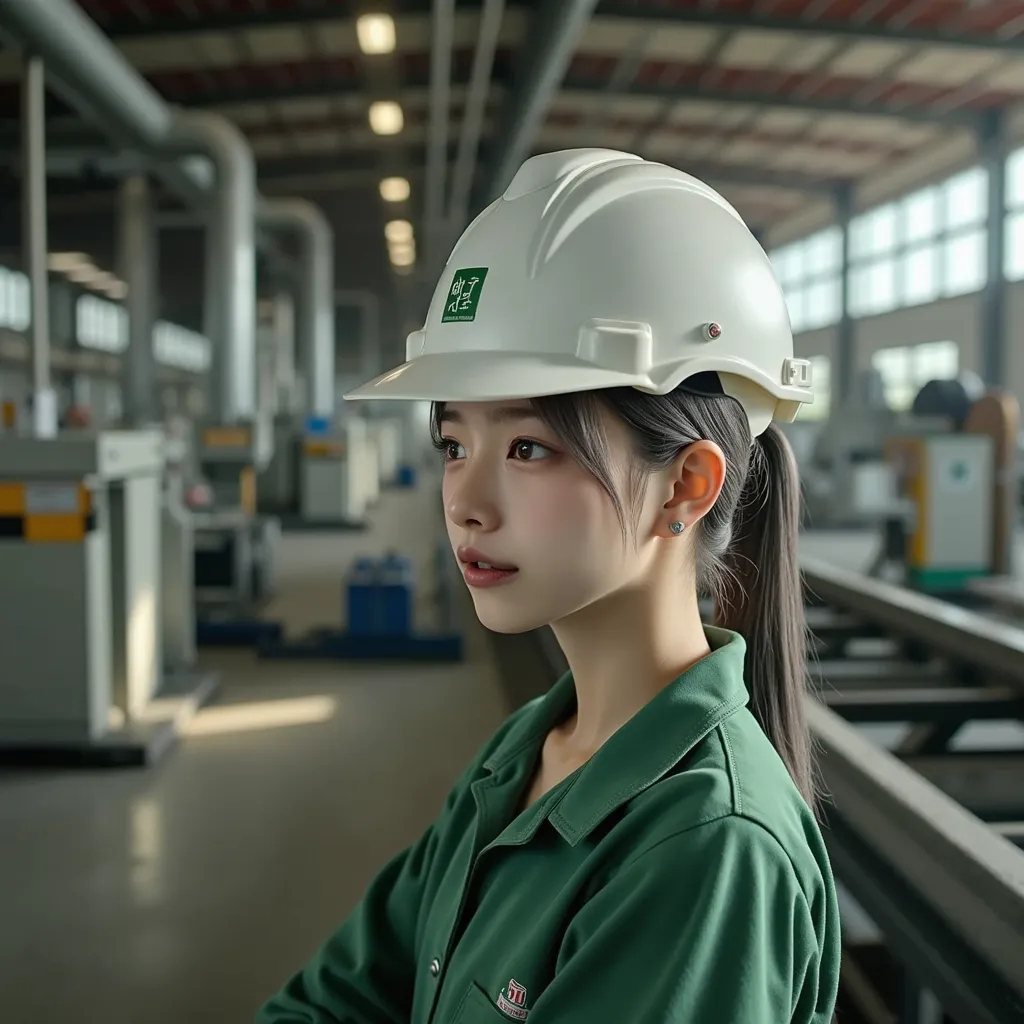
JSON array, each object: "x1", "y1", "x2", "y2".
[
  {"x1": 75, "y1": 294, "x2": 128, "y2": 353},
  {"x1": 870, "y1": 340, "x2": 960, "y2": 411},
  {"x1": 1002, "y1": 146, "x2": 1024, "y2": 280},
  {"x1": 0, "y1": 267, "x2": 31, "y2": 332},
  {"x1": 768, "y1": 226, "x2": 842, "y2": 334},
  {"x1": 848, "y1": 168, "x2": 988, "y2": 318},
  {"x1": 154, "y1": 321, "x2": 212, "y2": 373},
  {"x1": 797, "y1": 355, "x2": 832, "y2": 421}
]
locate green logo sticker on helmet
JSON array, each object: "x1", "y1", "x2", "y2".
[{"x1": 442, "y1": 268, "x2": 488, "y2": 323}]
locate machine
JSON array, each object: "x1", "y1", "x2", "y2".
[
  {"x1": 259, "y1": 411, "x2": 384, "y2": 528},
  {"x1": 0, "y1": 430, "x2": 215, "y2": 765},
  {"x1": 870, "y1": 377, "x2": 1018, "y2": 594},
  {"x1": 798, "y1": 369, "x2": 902, "y2": 529},
  {"x1": 193, "y1": 421, "x2": 280, "y2": 612}
]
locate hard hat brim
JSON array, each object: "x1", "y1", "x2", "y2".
[{"x1": 343, "y1": 351, "x2": 641, "y2": 403}]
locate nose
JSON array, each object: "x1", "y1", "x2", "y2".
[{"x1": 445, "y1": 458, "x2": 501, "y2": 532}]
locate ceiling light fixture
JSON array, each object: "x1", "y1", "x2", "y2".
[
  {"x1": 47, "y1": 252, "x2": 88, "y2": 272},
  {"x1": 379, "y1": 176, "x2": 410, "y2": 203},
  {"x1": 357, "y1": 13, "x2": 396, "y2": 55},
  {"x1": 390, "y1": 246, "x2": 416, "y2": 268},
  {"x1": 385, "y1": 219, "x2": 413, "y2": 244},
  {"x1": 66, "y1": 263, "x2": 103, "y2": 284},
  {"x1": 369, "y1": 101, "x2": 404, "y2": 136}
]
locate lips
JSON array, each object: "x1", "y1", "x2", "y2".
[{"x1": 457, "y1": 545, "x2": 519, "y2": 571}]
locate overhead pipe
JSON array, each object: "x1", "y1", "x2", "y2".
[
  {"x1": 118, "y1": 174, "x2": 157, "y2": 428},
  {"x1": 168, "y1": 110, "x2": 257, "y2": 424},
  {"x1": 448, "y1": 0, "x2": 505, "y2": 239},
  {"x1": 0, "y1": 0, "x2": 342, "y2": 425},
  {"x1": 476, "y1": 0, "x2": 600, "y2": 206},
  {"x1": 21, "y1": 55, "x2": 56, "y2": 438},
  {"x1": 425, "y1": 0, "x2": 455, "y2": 273},
  {"x1": 258, "y1": 198, "x2": 335, "y2": 421},
  {"x1": 0, "y1": 0, "x2": 212, "y2": 208}
]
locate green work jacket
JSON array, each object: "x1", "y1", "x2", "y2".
[{"x1": 257, "y1": 628, "x2": 841, "y2": 1024}]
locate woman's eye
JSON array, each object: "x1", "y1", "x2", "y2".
[
  {"x1": 510, "y1": 439, "x2": 555, "y2": 462},
  {"x1": 444, "y1": 440, "x2": 466, "y2": 461}
]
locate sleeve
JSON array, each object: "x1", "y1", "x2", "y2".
[
  {"x1": 255, "y1": 702, "x2": 539, "y2": 1024},
  {"x1": 254, "y1": 815, "x2": 441, "y2": 1024},
  {"x1": 528, "y1": 815, "x2": 825, "y2": 1024}
]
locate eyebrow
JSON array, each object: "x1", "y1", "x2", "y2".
[{"x1": 438, "y1": 406, "x2": 540, "y2": 426}]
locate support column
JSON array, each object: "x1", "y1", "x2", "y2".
[
  {"x1": 118, "y1": 175, "x2": 157, "y2": 427},
  {"x1": 835, "y1": 183, "x2": 856, "y2": 406},
  {"x1": 980, "y1": 109, "x2": 1007, "y2": 388},
  {"x1": 21, "y1": 56, "x2": 56, "y2": 439}
]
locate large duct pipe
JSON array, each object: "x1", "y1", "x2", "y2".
[
  {"x1": 0, "y1": 0, "x2": 172, "y2": 148},
  {"x1": 258, "y1": 198, "x2": 335, "y2": 422},
  {"x1": 118, "y1": 174, "x2": 157, "y2": 428},
  {"x1": 170, "y1": 111, "x2": 257, "y2": 424},
  {"x1": 0, "y1": 0, "x2": 273, "y2": 424},
  {"x1": 0, "y1": 0, "x2": 212, "y2": 208}
]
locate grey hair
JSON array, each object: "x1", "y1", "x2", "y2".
[{"x1": 431, "y1": 380, "x2": 821, "y2": 813}]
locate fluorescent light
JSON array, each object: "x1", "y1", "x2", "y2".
[
  {"x1": 385, "y1": 219, "x2": 413, "y2": 244},
  {"x1": 389, "y1": 240, "x2": 415, "y2": 259},
  {"x1": 369, "y1": 101, "x2": 404, "y2": 136},
  {"x1": 357, "y1": 13, "x2": 396, "y2": 55},
  {"x1": 390, "y1": 243, "x2": 416, "y2": 268},
  {"x1": 47, "y1": 252, "x2": 88, "y2": 272},
  {"x1": 379, "y1": 176, "x2": 410, "y2": 203},
  {"x1": 66, "y1": 263, "x2": 102, "y2": 284},
  {"x1": 99, "y1": 278, "x2": 128, "y2": 300}
]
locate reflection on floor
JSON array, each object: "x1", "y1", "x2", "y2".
[{"x1": 0, "y1": 482, "x2": 509, "y2": 1023}]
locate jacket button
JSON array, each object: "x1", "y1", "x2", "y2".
[{"x1": 430, "y1": 958, "x2": 441, "y2": 977}]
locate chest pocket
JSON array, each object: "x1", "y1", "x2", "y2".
[{"x1": 453, "y1": 982, "x2": 518, "y2": 1023}]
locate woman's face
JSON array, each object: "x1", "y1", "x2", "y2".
[{"x1": 439, "y1": 399, "x2": 658, "y2": 634}]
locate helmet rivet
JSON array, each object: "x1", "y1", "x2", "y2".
[{"x1": 704, "y1": 322, "x2": 722, "y2": 341}]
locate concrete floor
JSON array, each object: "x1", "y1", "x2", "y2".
[{"x1": 0, "y1": 479, "x2": 510, "y2": 1023}]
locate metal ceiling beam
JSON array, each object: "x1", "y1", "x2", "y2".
[
  {"x1": 594, "y1": 2, "x2": 1024, "y2": 54},
  {"x1": 134, "y1": 70, "x2": 975, "y2": 128},
  {"x1": 425, "y1": 0, "x2": 455, "y2": 272},
  {"x1": 254, "y1": 147, "x2": 843, "y2": 196},
  {"x1": 94, "y1": 0, "x2": 1024, "y2": 53},
  {"x1": 562, "y1": 77, "x2": 980, "y2": 127},
  {"x1": 671, "y1": 163, "x2": 842, "y2": 196},
  {"x1": 448, "y1": 0, "x2": 505, "y2": 241},
  {"x1": 476, "y1": 0, "x2": 600, "y2": 205}
]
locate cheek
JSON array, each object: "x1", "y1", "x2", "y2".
[{"x1": 512, "y1": 472, "x2": 625, "y2": 576}]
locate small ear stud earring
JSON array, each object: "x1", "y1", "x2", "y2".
[{"x1": 669, "y1": 521, "x2": 686, "y2": 535}]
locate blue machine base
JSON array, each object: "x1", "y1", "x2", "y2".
[
  {"x1": 197, "y1": 618, "x2": 284, "y2": 647},
  {"x1": 257, "y1": 627, "x2": 463, "y2": 662}
]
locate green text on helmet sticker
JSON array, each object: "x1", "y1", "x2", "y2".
[{"x1": 442, "y1": 268, "x2": 489, "y2": 323}]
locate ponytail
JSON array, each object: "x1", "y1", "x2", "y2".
[
  {"x1": 716, "y1": 424, "x2": 819, "y2": 812},
  {"x1": 527, "y1": 386, "x2": 821, "y2": 815}
]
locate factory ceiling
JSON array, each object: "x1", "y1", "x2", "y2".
[{"x1": 3, "y1": 0, "x2": 1024, "y2": 340}]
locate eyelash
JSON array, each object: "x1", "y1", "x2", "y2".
[{"x1": 433, "y1": 437, "x2": 556, "y2": 463}]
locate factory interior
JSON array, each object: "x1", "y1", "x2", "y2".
[{"x1": 2, "y1": 1, "x2": 1024, "y2": 1022}]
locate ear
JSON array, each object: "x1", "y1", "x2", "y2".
[{"x1": 658, "y1": 440, "x2": 728, "y2": 537}]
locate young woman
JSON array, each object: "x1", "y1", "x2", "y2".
[{"x1": 257, "y1": 149, "x2": 840, "y2": 1024}]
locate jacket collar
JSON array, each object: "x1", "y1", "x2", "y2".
[{"x1": 485, "y1": 628, "x2": 749, "y2": 846}]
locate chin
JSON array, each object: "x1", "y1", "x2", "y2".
[{"x1": 469, "y1": 592, "x2": 553, "y2": 635}]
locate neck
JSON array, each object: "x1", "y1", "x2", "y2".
[{"x1": 549, "y1": 581, "x2": 711, "y2": 759}]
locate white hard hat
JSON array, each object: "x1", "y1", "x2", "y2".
[{"x1": 345, "y1": 148, "x2": 813, "y2": 435}]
